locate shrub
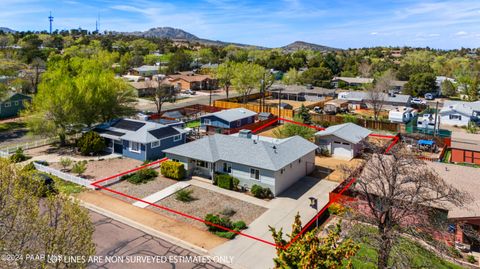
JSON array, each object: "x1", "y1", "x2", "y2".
[
  {"x1": 77, "y1": 131, "x2": 106, "y2": 155},
  {"x1": 328, "y1": 202, "x2": 347, "y2": 216},
  {"x1": 448, "y1": 246, "x2": 462, "y2": 258},
  {"x1": 220, "y1": 207, "x2": 236, "y2": 217},
  {"x1": 467, "y1": 255, "x2": 477, "y2": 264},
  {"x1": 10, "y1": 148, "x2": 29, "y2": 163},
  {"x1": 251, "y1": 184, "x2": 273, "y2": 199},
  {"x1": 71, "y1": 160, "x2": 87, "y2": 176},
  {"x1": 122, "y1": 168, "x2": 158, "y2": 184},
  {"x1": 214, "y1": 231, "x2": 237, "y2": 239},
  {"x1": 59, "y1": 157, "x2": 73, "y2": 171},
  {"x1": 204, "y1": 213, "x2": 247, "y2": 239},
  {"x1": 175, "y1": 188, "x2": 194, "y2": 202},
  {"x1": 160, "y1": 161, "x2": 185, "y2": 180},
  {"x1": 215, "y1": 174, "x2": 238, "y2": 190},
  {"x1": 22, "y1": 161, "x2": 36, "y2": 172},
  {"x1": 233, "y1": 220, "x2": 247, "y2": 230}
]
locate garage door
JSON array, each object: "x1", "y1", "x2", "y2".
[{"x1": 332, "y1": 141, "x2": 352, "y2": 158}]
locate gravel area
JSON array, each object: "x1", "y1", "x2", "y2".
[
  {"x1": 148, "y1": 185, "x2": 267, "y2": 230},
  {"x1": 49, "y1": 157, "x2": 143, "y2": 180},
  {"x1": 103, "y1": 175, "x2": 178, "y2": 203}
]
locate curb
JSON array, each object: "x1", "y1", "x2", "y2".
[{"x1": 79, "y1": 200, "x2": 210, "y2": 255}]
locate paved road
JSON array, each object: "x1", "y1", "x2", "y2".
[{"x1": 89, "y1": 211, "x2": 230, "y2": 269}]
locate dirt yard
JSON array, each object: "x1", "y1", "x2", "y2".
[
  {"x1": 149, "y1": 185, "x2": 267, "y2": 230},
  {"x1": 104, "y1": 174, "x2": 177, "y2": 202},
  {"x1": 314, "y1": 156, "x2": 364, "y2": 182},
  {"x1": 49, "y1": 157, "x2": 143, "y2": 180},
  {"x1": 246, "y1": 99, "x2": 317, "y2": 110},
  {"x1": 256, "y1": 125, "x2": 282, "y2": 138}
]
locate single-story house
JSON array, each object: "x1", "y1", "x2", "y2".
[
  {"x1": 315, "y1": 123, "x2": 372, "y2": 159},
  {"x1": 279, "y1": 103, "x2": 293, "y2": 110},
  {"x1": 167, "y1": 73, "x2": 217, "y2": 91},
  {"x1": 131, "y1": 65, "x2": 160, "y2": 77},
  {"x1": 258, "y1": 112, "x2": 274, "y2": 121},
  {"x1": 164, "y1": 132, "x2": 318, "y2": 196},
  {"x1": 94, "y1": 118, "x2": 188, "y2": 161},
  {"x1": 161, "y1": 110, "x2": 184, "y2": 120},
  {"x1": 200, "y1": 108, "x2": 257, "y2": 134},
  {"x1": 338, "y1": 91, "x2": 412, "y2": 109},
  {"x1": 439, "y1": 100, "x2": 480, "y2": 127},
  {"x1": 331, "y1": 77, "x2": 374, "y2": 88},
  {"x1": 389, "y1": 80, "x2": 408, "y2": 93},
  {"x1": 269, "y1": 84, "x2": 336, "y2": 102},
  {"x1": 0, "y1": 92, "x2": 31, "y2": 119},
  {"x1": 449, "y1": 132, "x2": 480, "y2": 165},
  {"x1": 323, "y1": 99, "x2": 349, "y2": 114},
  {"x1": 129, "y1": 81, "x2": 159, "y2": 97}
]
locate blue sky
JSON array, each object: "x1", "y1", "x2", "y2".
[{"x1": 1, "y1": 0, "x2": 480, "y2": 49}]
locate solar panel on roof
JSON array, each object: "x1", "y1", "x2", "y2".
[
  {"x1": 93, "y1": 128, "x2": 125, "y2": 137},
  {"x1": 148, "y1": 126, "x2": 180, "y2": 140},
  {"x1": 111, "y1": 119, "x2": 145, "y2": 131}
]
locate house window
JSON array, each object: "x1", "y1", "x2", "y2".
[
  {"x1": 449, "y1": 115, "x2": 462, "y2": 120},
  {"x1": 14, "y1": 101, "x2": 19, "y2": 106},
  {"x1": 129, "y1": 141, "x2": 141, "y2": 153},
  {"x1": 236, "y1": 120, "x2": 241, "y2": 127},
  {"x1": 204, "y1": 119, "x2": 211, "y2": 125},
  {"x1": 298, "y1": 158, "x2": 302, "y2": 163},
  {"x1": 171, "y1": 159, "x2": 179, "y2": 162},
  {"x1": 280, "y1": 168, "x2": 285, "y2": 174},
  {"x1": 223, "y1": 162, "x2": 232, "y2": 173},
  {"x1": 333, "y1": 141, "x2": 341, "y2": 144},
  {"x1": 250, "y1": 168, "x2": 260, "y2": 180},
  {"x1": 151, "y1": 140, "x2": 160, "y2": 148},
  {"x1": 4, "y1": 102, "x2": 11, "y2": 107},
  {"x1": 196, "y1": 160, "x2": 208, "y2": 168},
  {"x1": 173, "y1": 134, "x2": 182, "y2": 142}
]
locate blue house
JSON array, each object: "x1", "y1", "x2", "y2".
[
  {"x1": 0, "y1": 92, "x2": 31, "y2": 119},
  {"x1": 200, "y1": 108, "x2": 257, "y2": 134},
  {"x1": 94, "y1": 118, "x2": 188, "y2": 161}
]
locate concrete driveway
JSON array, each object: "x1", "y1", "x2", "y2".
[
  {"x1": 89, "y1": 211, "x2": 230, "y2": 269},
  {"x1": 211, "y1": 177, "x2": 339, "y2": 269}
]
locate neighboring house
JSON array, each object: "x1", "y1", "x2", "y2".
[
  {"x1": 129, "y1": 81, "x2": 159, "y2": 97},
  {"x1": 449, "y1": 132, "x2": 480, "y2": 165},
  {"x1": 94, "y1": 118, "x2": 187, "y2": 161},
  {"x1": 131, "y1": 65, "x2": 160, "y2": 77},
  {"x1": 338, "y1": 91, "x2": 411, "y2": 109},
  {"x1": 269, "y1": 84, "x2": 336, "y2": 102},
  {"x1": 161, "y1": 110, "x2": 185, "y2": 120},
  {"x1": 331, "y1": 77, "x2": 374, "y2": 88},
  {"x1": 439, "y1": 100, "x2": 480, "y2": 126},
  {"x1": 436, "y1": 76, "x2": 456, "y2": 96},
  {"x1": 200, "y1": 108, "x2": 257, "y2": 134},
  {"x1": 167, "y1": 73, "x2": 216, "y2": 91},
  {"x1": 258, "y1": 112, "x2": 274, "y2": 121},
  {"x1": 164, "y1": 132, "x2": 318, "y2": 196},
  {"x1": 389, "y1": 80, "x2": 408, "y2": 93},
  {"x1": 315, "y1": 123, "x2": 372, "y2": 159},
  {"x1": 323, "y1": 99, "x2": 349, "y2": 114},
  {"x1": 0, "y1": 92, "x2": 31, "y2": 119},
  {"x1": 279, "y1": 103, "x2": 293, "y2": 110}
]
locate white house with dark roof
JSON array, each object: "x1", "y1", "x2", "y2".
[
  {"x1": 338, "y1": 91, "x2": 412, "y2": 109},
  {"x1": 315, "y1": 123, "x2": 372, "y2": 159},
  {"x1": 163, "y1": 131, "x2": 317, "y2": 196},
  {"x1": 94, "y1": 118, "x2": 188, "y2": 161},
  {"x1": 439, "y1": 100, "x2": 480, "y2": 126}
]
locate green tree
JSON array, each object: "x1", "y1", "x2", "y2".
[
  {"x1": 282, "y1": 68, "x2": 300, "y2": 85},
  {"x1": 441, "y1": 79, "x2": 457, "y2": 97},
  {"x1": 403, "y1": 73, "x2": 436, "y2": 97},
  {"x1": 299, "y1": 67, "x2": 332, "y2": 87},
  {"x1": 231, "y1": 62, "x2": 265, "y2": 103},
  {"x1": 273, "y1": 115, "x2": 315, "y2": 140},
  {"x1": 71, "y1": 160, "x2": 87, "y2": 176},
  {"x1": 215, "y1": 61, "x2": 235, "y2": 99},
  {"x1": 270, "y1": 213, "x2": 359, "y2": 269},
  {"x1": 298, "y1": 104, "x2": 312, "y2": 124},
  {"x1": 167, "y1": 50, "x2": 192, "y2": 73}
]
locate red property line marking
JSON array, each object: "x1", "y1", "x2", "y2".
[{"x1": 90, "y1": 118, "x2": 399, "y2": 250}]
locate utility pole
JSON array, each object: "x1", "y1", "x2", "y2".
[
  {"x1": 48, "y1": 12, "x2": 54, "y2": 34},
  {"x1": 278, "y1": 88, "x2": 282, "y2": 120},
  {"x1": 260, "y1": 73, "x2": 265, "y2": 112},
  {"x1": 433, "y1": 101, "x2": 439, "y2": 137}
]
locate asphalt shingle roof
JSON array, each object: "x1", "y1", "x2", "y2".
[
  {"x1": 315, "y1": 123, "x2": 371, "y2": 144},
  {"x1": 164, "y1": 134, "x2": 318, "y2": 171},
  {"x1": 440, "y1": 100, "x2": 480, "y2": 116},
  {"x1": 201, "y1": 108, "x2": 257, "y2": 123}
]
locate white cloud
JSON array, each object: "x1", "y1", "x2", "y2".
[{"x1": 455, "y1": 31, "x2": 468, "y2": 36}]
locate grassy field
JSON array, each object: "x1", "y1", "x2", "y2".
[
  {"x1": 185, "y1": 120, "x2": 200, "y2": 128},
  {"x1": 349, "y1": 225, "x2": 464, "y2": 269},
  {"x1": 0, "y1": 121, "x2": 26, "y2": 132},
  {"x1": 50, "y1": 175, "x2": 86, "y2": 195}
]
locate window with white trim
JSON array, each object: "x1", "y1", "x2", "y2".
[
  {"x1": 129, "y1": 141, "x2": 141, "y2": 153},
  {"x1": 4, "y1": 102, "x2": 11, "y2": 107},
  {"x1": 204, "y1": 118, "x2": 211, "y2": 125},
  {"x1": 250, "y1": 168, "x2": 260, "y2": 180},
  {"x1": 449, "y1": 114, "x2": 462, "y2": 120},
  {"x1": 173, "y1": 134, "x2": 182, "y2": 142},
  {"x1": 151, "y1": 140, "x2": 160, "y2": 148}
]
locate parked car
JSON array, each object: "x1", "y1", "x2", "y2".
[
  {"x1": 424, "y1": 93, "x2": 435, "y2": 100},
  {"x1": 184, "y1": 89, "x2": 196, "y2": 95},
  {"x1": 411, "y1": 98, "x2": 427, "y2": 105}
]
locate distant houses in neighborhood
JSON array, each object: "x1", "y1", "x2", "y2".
[
  {"x1": 315, "y1": 123, "x2": 371, "y2": 160},
  {"x1": 0, "y1": 92, "x2": 31, "y2": 119},
  {"x1": 200, "y1": 108, "x2": 257, "y2": 134},
  {"x1": 94, "y1": 118, "x2": 187, "y2": 161},
  {"x1": 167, "y1": 72, "x2": 216, "y2": 91},
  {"x1": 269, "y1": 84, "x2": 336, "y2": 102},
  {"x1": 131, "y1": 65, "x2": 160, "y2": 77},
  {"x1": 164, "y1": 132, "x2": 318, "y2": 196},
  {"x1": 337, "y1": 91, "x2": 412, "y2": 109},
  {"x1": 331, "y1": 77, "x2": 374, "y2": 88},
  {"x1": 439, "y1": 100, "x2": 480, "y2": 126}
]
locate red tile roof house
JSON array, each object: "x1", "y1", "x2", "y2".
[{"x1": 449, "y1": 132, "x2": 480, "y2": 165}]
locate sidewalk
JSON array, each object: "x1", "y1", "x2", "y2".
[
  {"x1": 77, "y1": 191, "x2": 227, "y2": 252},
  {"x1": 211, "y1": 177, "x2": 339, "y2": 269}
]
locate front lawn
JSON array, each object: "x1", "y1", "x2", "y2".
[
  {"x1": 185, "y1": 120, "x2": 200, "y2": 128},
  {"x1": 50, "y1": 174, "x2": 86, "y2": 195},
  {"x1": 348, "y1": 225, "x2": 464, "y2": 269}
]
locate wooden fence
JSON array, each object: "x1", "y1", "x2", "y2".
[
  {"x1": 310, "y1": 114, "x2": 401, "y2": 133},
  {"x1": 33, "y1": 162, "x2": 95, "y2": 190},
  {"x1": 214, "y1": 100, "x2": 295, "y2": 119}
]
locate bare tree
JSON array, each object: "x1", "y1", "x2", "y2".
[
  {"x1": 367, "y1": 70, "x2": 395, "y2": 120},
  {"x1": 358, "y1": 61, "x2": 372, "y2": 78},
  {"x1": 150, "y1": 80, "x2": 176, "y2": 115},
  {"x1": 345, "y1": 143, "x2": 466, "y2": 269}
]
